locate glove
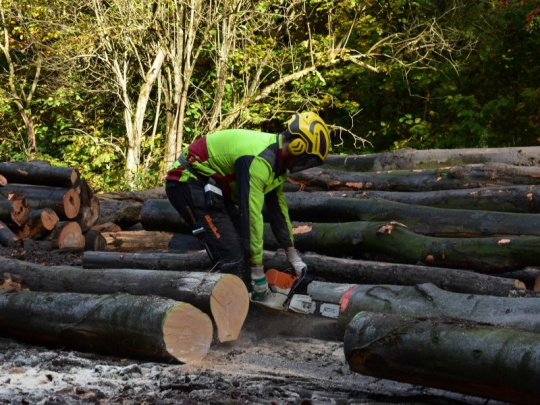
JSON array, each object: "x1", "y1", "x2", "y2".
[
  {"x1": 250, "y1": 264, "x2": 269, "y2": 300},
  {"x1": 286, "y1": 248, "x2": 307, "y2": 277}
]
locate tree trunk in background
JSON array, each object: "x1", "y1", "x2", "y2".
[
  {"x1": 344, "y1": 312, "x2": 540, "y2": 405},
  {"x1": 318, "y1": 185, "x2": 540, "y2": 213},
  {"x1": 338, "y1": 282, "x2": 540, "y2": 333},
  {"x1": 0, "y1": 256, "x2": 249, "y2": 343},
  {"x1": 324, "y1": 146, "x2": 540, "y2": 171},
  {"x1": 0, "y1": 290, "x2": 212, "y2": 364},
  {"x1": 264, "y1": 221, "x2": 540, "y2": 273},
  {"x1": 288, "y1": 163, "x2": 540, "y2": 192},
  {"x1": 284, "y1": 192, "x2": 540, "y2": 237}
]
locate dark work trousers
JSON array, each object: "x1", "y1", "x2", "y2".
[{"x1": 165, "y1": 179, "x2": 251, "y2": 286}]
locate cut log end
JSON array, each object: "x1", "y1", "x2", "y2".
[
  {"x1": 210, "y1": 275, "x2": 250, "y2": 342},
  {"x1": 162, "y1": 302, "x2": 213, "y2": 364},
  {"x1": 41, "y1": 208, "x2": 60, "y2": 231},
  {"x1": 63, "y1": 188, "x2": 81, "y2": 219},
  {"x1": 0, "y1": 175, "x2": 6, "y2": 187},
  {"x1": 56, "y1": 222, "x2": 85, "y2": 249}
]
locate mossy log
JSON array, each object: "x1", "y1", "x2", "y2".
[
  {"x1": 344, "y1": 312, "x2": 540, "y2": 405},
  {"x1": 338, "y1": 282, "x2": 540, "y2": 333},
  {"x1": 318, "y1": 184, "x2": 540, "y2": 213},
  {"x1": 288, "y1": 163, "x2": 540, "y2": 192},
  {"x1": 0, "y1": 256, "x2": 248, "y2": 343},
  {"x1": 140, "y1": 199, "x2": 191, "y2": 233},
  {"x1": 284, "y1": 192, "x2": 540, "y2": 237},
  {"x1": 0, "y1": 184, "x2": 80, "y2": 219},
  {"x1": 0, "y1": 196, "x2": 28, "y2": 226},
  {"x1": 324, "y1": 146, "x2": 540, "y2": 171},
  {"x1": 264, "y1": 221, "x2": 540, "y2": 273},
  {"x1": 0, "y1": 220, "x2": 22, "y2": 247},
  {"x1": 0, "y1": 290, "x2": 212, "y2": 364},
  {"x1": 0, "y1": 162, "x2": 80, "y2": 187}
]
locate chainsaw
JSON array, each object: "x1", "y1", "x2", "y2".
[{"x1": 251, "y1": 267, "x2": 315, "y2": 314}]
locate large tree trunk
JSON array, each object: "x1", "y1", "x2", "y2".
[
  {"x1": 338, "y1": 282, "x2": 540, "y2": 333},
  {"x1": 289, "y1": 163, "x2": 540, "y2": 192},
  {"x1": 264, "y1": 221, "x2": 540, "y2": 273},
  {"x1": 0, "y1": 256, "x2": 249, "y2": 343},
  {"x1": 0, "y1": 184, "x2": 80, "y2": 219},
  {"x1": 344, "y1": 312, "x2": 540, "y2": 405},
  {"x1": 140, "y1": 199, "x2": 190, "y2": 233},
  {"x1": 0, "y1": 196, "x2": 28, "y2": 226},
  {"x1": 0, "y1": 162, "x2": 80, "y2": 187},
  {"x1": 0, "y1": 290, "x2": 212, "y2": 364},
  {"x1": 318, "y1": 184, "x2": 540, "y2": 213},
  {"x1": 284, "y1": 192, "x2": 540, "y2": 237},
  {"x1": 101, "y1": 230, "x2": 174, "y2": 252},
  {"x1": 81, "y1": 250, "x2": 525, "y2": 297},
  {"x1": 325, "y1": 146, "x2": 540, "y2": 171}
]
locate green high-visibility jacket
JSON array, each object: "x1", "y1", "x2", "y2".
[{"x1": 166, "y1": 129, "x2": 294, "y2": 265}]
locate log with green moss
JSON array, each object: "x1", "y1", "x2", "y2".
[
  {"x1": 324, "y1": 146, "x2": 540, "y2": 171},
  {"x1": 318, "y1": 184, "x2": 540, "y2": 213},
  {"x1": 0, "y1": 290, "x2": 212, "y2": 364},
  {"x1": 284, "y1": 192, "x2": 540, "y2": 237},
  {"x1": 338, "y1": 282, "x2": 540, "y2": 332},
  {"x1": 289, "y1": 163, "x2": 540, "y2": 192},
  {"x1": 344, "y1": 312, "x2": 540, "y2": 405},
  {"x1": 264, "y1": 221, "x2": 540, "y2": 273},
  {"x1": 0, "y1": 256, "x2": 248, "y2": 343}
]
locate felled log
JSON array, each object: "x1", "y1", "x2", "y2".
[
  {"x1": 0, "y1": 184, "x2": 80, "y2": 219},
  {"x1": 284, "y1": 192, "x2": 540, "y2": 237},
  {"x1": 84, "y1": 230, "x2": 107, "y2": 251},
  {"x1": 264, "y1": 221, "x2": 540, "y2": 273},
  {"x1": 0, "y1": 256, "x2": 249, "y2": 342},
  {"x1": 0, "y1": 161, "x2": 80, "y2": 187},
  {"x1": 82, "y1": 250, "x2": 211, "y2": 270},
  {"x1": 140, "y1": 199, "x2": 190, "y2": 233},
  {"x1": 288, "y1": 163, "x2": 540, "y2": 192},
  {"x1": 29, "y1": 221, "x2": 85, "y2": 251},
  {"x1": 338, "y1": 282, "x2": 540, "y2": 333},
  {"x1": 0, "y1": 196, "x2": 28, "y2": 226},
  {"x1": 0, "y1": 174, "x2": 6, "y2": 187},
  {"x1": 325, "y1": 145, "x2": 540, "y2": 171},
  {"x1": 0, "y1": 220, "x2": 22, "y2": 247},
  {"x1": 96, "y1": 199, "x2": 143, "y2": 229},
  {"x1": 0, "y1": 290, "x2": 212, "y2": 363},
  {"x1": 101, "y1": 230, "x2": 174, "y2": 252},
  {"x1": 344, "y1": 312, "x2": 540, "y2": 405},
  {"x1": 498, "y1": 268, "x2": 540, "y2": 292},
  {"x1": 91, "y1": 222, "x2": 121, "y2": 233},
  {"x1": 76, "y1": 180, "x2": 99, "y2": 232},
  {"x1": 319, "y1": 184, "x2": 540, "y2": 213},
  {"x1": 97, "y1": 187, "x2": 166, "y2": 202},
  {"x1": 14, "y1": 208, "x2": 59, "y2": 239}
]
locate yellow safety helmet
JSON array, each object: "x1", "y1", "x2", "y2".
[{"x1": 286, "y1": 112, "x2": 330, "y2": 173}]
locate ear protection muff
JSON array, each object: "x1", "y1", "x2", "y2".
[{"x1": 288, "y1": 137, "x2": 307, "y2": 156}]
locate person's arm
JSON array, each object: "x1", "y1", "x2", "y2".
[{"x1": 265, "y1": 184, "x2": 294, "y2": 249}]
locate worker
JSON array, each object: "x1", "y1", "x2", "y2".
[{"x1": 165, "y1": 112, "x2": 330, "y2": 305}]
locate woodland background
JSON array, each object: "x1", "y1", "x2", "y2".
[{"x1": 1, "y1": 0, "x2": 539, "y2": 191}]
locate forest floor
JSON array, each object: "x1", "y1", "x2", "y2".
[{"x1": 0, "y1": 246, "x2": 510, "y2": 405}]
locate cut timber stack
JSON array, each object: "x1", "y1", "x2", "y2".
[{"x1": 0, "y1": 161, "x2": 100, "y2": 250}]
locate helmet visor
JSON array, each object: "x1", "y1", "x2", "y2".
[{"x1": 289, "y1": 154, "x2": 324, "y2": 173}]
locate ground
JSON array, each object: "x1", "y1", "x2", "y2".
[{"x1": 0, "y1": 247, "x2": 510, "y2": 405}]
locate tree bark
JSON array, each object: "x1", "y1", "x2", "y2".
[
  {"x1": 84, "y1": 230, "x2": 107, "y2": 252},
  {"x1": 498, "y1": 268, "x2": 540, "y2": 292},
  {"x1": 264, "y1": 221, "x2": 540, "y2": 273},
  {"x1": 0, "y1": 184, "x2": 80, "y2": 219},
  {"x1": 338, "y1": 282, "x2": 540, "y2": 333},
  {"x1": 96, "y1": 199, "x2": 143, "y2": 229},
  {"x1": 14, "y1": 208, "x2": 59, "y2": 239},
  {"x1": 91, "y1": 222, "x2": 121, "y2": 233},
  {"x1": 0, "y1": 196, "x2": 28, "y2": 227},
  {"x1": 318, "y1": 184, "x2": 540, "y2": 213},
  {"x1": 325, "y1": 146, "x2": 540, "y2": 172},
  {"x1": 0, "y1": 220, "x2": 22, "y2": 247},
  {"x1": 0, "y1": 290, "x2": 212, "y2": 364},
  {"x1": 288, "y1": 163, "x2": 540, "y2": 192},
  {"x1": 76, "y1": 180, "x2": 99, "y2": 232},
  {"x1": 284, "y1": 192, "x2": 540, "y2": 237},
  {"x1": 140, "y1": 199, "x2": 190, "y2": 233},
  {"x1": 344, "y1": 312, "x2": 540, "y2": 405},
  {"x1": 97, "y1": 187, "x2": 166, "y2": 202},
  {"x1": 0, "y1": 256, "x2": 248, "y2": 343},
  {"x1": 0, "y1": 162, "x2": 80, "y2": 187},
  {"x1": 101, "y1": 230, "x2": 174, "y2": 252}
]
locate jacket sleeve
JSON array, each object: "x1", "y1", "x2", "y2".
[
  {"x1": 235, "y1": 156, "x2": 270, "y2": 266},
  {"x1": 265, "y1": 184, "x2": 294, "y2": 249}
]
